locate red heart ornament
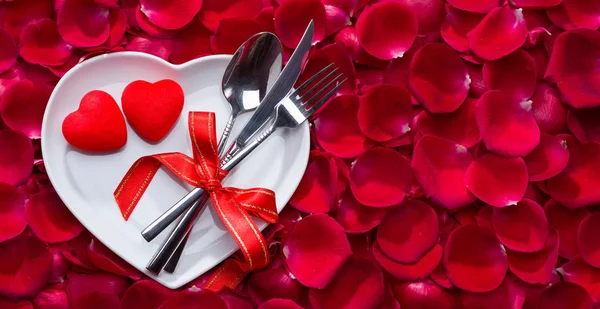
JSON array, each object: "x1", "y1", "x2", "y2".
[
  {"x1": 62, "y1": 90, "x2": 127, "y2": 152},
  {"x1": 121, "y1": 79, "x2": 185, "y2": 142}
]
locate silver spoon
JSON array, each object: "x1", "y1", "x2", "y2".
[{"x1": 163, "y1": 32, "x2": 283, "y2": 273}]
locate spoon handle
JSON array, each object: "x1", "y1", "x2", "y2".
[{"x1": 217, "y1": 114, "x2": 235, "y2": 156}]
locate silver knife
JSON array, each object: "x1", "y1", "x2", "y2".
[{"x1": 141, "y1": 20, "x2": 315, "y2": 243}]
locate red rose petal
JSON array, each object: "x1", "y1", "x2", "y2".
[
  {"x1": 170, "y1": 18, "x2": 212, "y2": 65},
  {"x1": 0, "y1": 0, "x2": 53, "y2": 44},
  {"x1": 0, "y1": 298, "x2": 32, "y2": 309},
  {"x1": 337, "y1": 190, "x2": 390, "y2": 234},
  {"x1": 87, "y1": 238, "x2": 142, "y2": 280},
  {"x1": 562, "y1": 0, "x2": 600, "y2": 30},
  {"x1": 120, "y1": 280, "x2": 176, "y2": 309},
  {"x1": 531, "y1": 82, "x2": 568, "y2": 134},
  {"x1": 0, "y1": 183, "x2": 26, "y2": 242},
  {"x1": 0, "y1": 232, "x2": 52, "y2": 299},
  {"x1": 545, "y1": 29, "x2": 600, "y2": 109},
  {"x1": 66, "y1": 272, "x2": 130, "y2": 309},
  {"x1": 33, "y1": 288, "x2": 69, "y2": 309},
  {"x1": 558, "y1": 256, "x2": 600, "y2": 302},
  {"x1": 528, "y1": 45, "x2": 549, "y2": 80},
  {"x1": 135, "y1": 5, "x2": 182, "y2": 39},
  {"x1": 537, "y1": 282, "x2": 593, "y2": 309},
  {"x1": 447, "y1": 0, "x2": 498, "y2": 13},
  {"x1": 126, "y1": 35, "x2": 173, "y2": 61},
  {"x1": 568, "y1": 107, "x2": 600, "y2": 143},
  {"x1": 430, "y1": 264, "x2": 455, "y2": 290},
  {"x1": 461, "y1": 277, "x2": 526, "y2": 309},
  {"x1": 444, "y1": 224, "x2": 508, "y2": 292},
  {"x1": 374, "y1": 242, "x2": 442, "y2": 281},
  {"x1": 393, "y1": 0, "x2": 445, "y2": 35},
  {"x1": 210, "y1": 18, "x2": 264, "y2": 55},
  {"x1": 408, "y1": 43, "x2": 469, "y2": 114},
  {"x1": 465, "y1": 63, "x2": 487, "y2": 98},
  {"x1": 357, "y1": 84, "x2": 412, "y2": 142},
  {"x1": 158, "y1": 288, "x2": 227, "y2": 309},
  {"x1": 0, "y1": 130, "x2": 33, "y2": 186},
  {"x1": 440, "y1": 5, "x2": 485, "y2": 53},
  {"x1": 296, "y1": 43, "x2": 357, "y2": 95},
  {"x1": 308, "y1": 258, "x2": 385, "y2": 309},
  {"x1": 524, "y1": 133, "x2": 570, "y2": 181},
  {"x1": 221, "y1": 290, "x2": 255, "y2": 309},
  {"x1": 314, "y1": 94, "x2": 375, "y2": 158},
  {"x1": 355, "y1": 1, "x2": 418, "y2": 60},
  {"x1": 548, "y1": 142, "x2": 600, "y2": 209},
  {"x1": 476, "y1": 204, "x2": 494, "y2": 230},
  {"x1": 349, "y1": 147, "x2": 413, "y2": 207},
  {"x1": 289, "y1": 152, "x2": 337, "y2": 213},
  {"x1": 1, "y1": 80, "x2": 51, "y2": 138},
  {"x1": 258, "y1": 299, "x2": 303, "y2": 309},
  {"x1": 100, "y1": 8, "x2": 126, "y2": 48},
  {"x1": 247, "y1": 254, "x2": 307, "y2": 306},
  {"x1": 324, "y1": 5, "x2": 350, "y2": 37},
  {"x1": 19, "y1": 18, "x2": 72, "y2": 66},
  {"x1": 255, "y1": 6, "x2": 276, "y2": 33},
  {"x1": 454, "y1": 204, "x2": 478, "y2": 226},
  {"x1": 59, "y1": 231, "x2": 97, "y2": 270},
  {"x1": 523, "y1": 9, "x2": 552, "y2": 47},
  {"x1": 475, "y1": 90, "x2": 540, "y2": 157},
  {"x1": 376, "y1": 200, "x2": 438, "y2": 263},
  {"x1": 334, "y1": 26, "x2": 389, "y2": 68},
  {"x1": 282, "y1": 214, "x2": 352, "y2": 289},
  {"x1": 57, "y1": 0, "x2": 110, "y2": 48},
  {"x1": 483, "y1": 49, "x2": 537, "y2": 102},
  {"x1": 139, "y1": 0, "x2": 202, "y2": 30},
  {"x1": 198, "y1": 0, "x2": 262, "y2": 33},
  {"x1": 506, "y1": 229, "x2": 559, "y2": 284},
  {"x1": 578, "y1": 213, "x2": 600, "y2": 268},
  {"x1": 414, "y1": 99, "x2": 480, "y2": 148},
  {"x1": 0, "y1": 27, "x2": 17, "y2": 74},
  {"x1": 391, "y1": 280, "x2": 457, "y2": 309},
  {"x1": 544, "y1": 199, "x2": 587, "y2": 259},
  {"x1": 322, "y1": 0, "x2": 358, "y2": 14},
  {"x1": 274, "y1": 0, "x2": 326, "y2": 48},
  {"x1": 467, "y1": 7, "x2": 528, "y2": 60},
  {"x1": 43, "y1": 53, "x2": 80, "y2": 78},
  {"x1": 511, "y1": 0, "x2": 562, "y2": 8},
  {"x1": 465, "y1": 153, "x2": 529, "y2": 207},
  {"x1": 25, "y1": 189, "x2": 84, "y2": 243},
  {"x1": 412, "y1": 135, "x2": 476, "y2": 209},
  {"x1": 49, "y1": 247, "x2": 68, "y2": 284}
]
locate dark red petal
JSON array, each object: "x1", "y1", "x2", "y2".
[
  {"x1": 465, "y1": 153, "x2": 529, "y2": 207},
  {"x1": 558, "y1": 256, "x2": 600, "y2": 302},
  {"x1": 87, "y1": 238, "x2": 142, "y2": 280},
  {"x1": 126, "y1": 35, "x2": 173, "y2": 61},
  {"x1": 158, "y1": 288, "x2": 227, "y2": 309},
  {"x1": 57, "y1": 0, "x2": 110, "y2": 47},
  {"x1": 0, "y1": 130, "x2": 33, "y2": 186},
  {"x1": 475, "y1": 90, "x2": 540, "y2": 157},
  {"x1": 355, "y1": 1, "x2": 418, "y2": 60},
  {"x1": 296, "y1": 43, "x2": 357, "y2": 95},
  {"x1": 568, "y1": 107, "x2": 600, "y2": 143},
  {"x1": 33, "y1": 288, "x2": 69, "y2": 309},
  {"x1": 59, "y1": 231, "x2": 97, "y2": 270},
  {"x1": 0, "y1": 0, "x2": 53, "y2": 44},
  {"x1": 444, "y1": 224, "x2": 508, "y2": 292},
  {"x1": 537, "y1": 282, "x2": 593, "y2": 309},
  {"x1": 413, "y1": 99, "x2": 480, "y2": 148},
  {"x1": 198, "y1": 0, "x2": 262, "y2": 33},
  {"x1": 511, "y1": 0, "x2": 562, "y2": 8},
  {"x1": 430, "y1": 263, "x2": 455, "y2": 290},
  {"x1": 578, "y1": 213, "x2": 600, "y2": 268},
  {"x1": 357, "y1": 84, "x2": 412, "y2": 142},
  {"x1": 447, "y1": 0, "x2": 499, "y2": 13},
  {"x1": 0, "y1": 80, "x2": 51, "y2": 138},
  {"x1": 476, "y1": 204, "x2": 494, "y2": 230},
  {"x1": 337, "y1": 190, "x2": 390, "y2": 234},
  {"x1": 527, "y1": 45, "x2": 549, "y2": 80},
  {"x1": 526, "y1": 133, "x2": 570, "y2": 182},
  {"x1": 170, "y1": 18, "x2": 212, "y2": 65},
  {"x1": 322, "y1": 0, "x2": 358, "y2": 14},
  {"x1": 546, "y1": 4, "x2": 576, "y2": 30},
  {"x1": 483, "y1": 49, "x2": 537, "y2": 102},
  {"x1": 0, "y1": 232, "x2": 52, "y2": 299},
  {"x1": 0, "y1": 27, "x2": 17, "y2": 74},
  {"x1": 334, "y1": 26, "x2": 390, "y2": 68},
  {"x1": 374, "y1": 242, "x2": 442, "y2": 281},
  {"x1": 282, "y1": 214, "x2": 352, "y2": 289},
  {"x1": 49, "y1": 247, "x2": 68, "y2": 284},
  {"x1": 309, "y1": 258, "x2": 385, "y2": 309},
  {"x1": 545, "y1": 199, "x2": 587, "y2": 259},
  {"x1": 349, "y1": 147, "x2": 413, "y2": 207},
  {"x1": 274, "y1": 0, "x2": 326, "y2": 48},
  {"x1": 412, "y1": 135, "x2": 475, "y2": 209},
  {"x1": 289, "y1": 152, "x2": 337, "y2": 213},
  {"x1": 506, "y1": 230, "x2": 559, "y2": 284},
  {"x1": 408, "y1": 43, "x2": 469, "y2": 114},
  {"x1": 545, "y1": 29, "x2": 600, "y2": 109},
  {"x1": 43, "y1": 53, "x2": 80, "y2": 78},
  {"x1": 210, "y1": 18, "x2": 264, "y2": 55},
  {"x1": 461, "y1": 277, "x2": 526, "y2": 309},
  {"x1": 562, "y1": 0, "x2": 600, "y2": 30},
  {"x1": 134, "y1": 5, "x2": 182, "y2": 39},
  {"x1": 120, "y1": 280, "x2": 176, "y2": 309},
  {"x1": 139, "y1": 0, "x2": 202, "y2": 30},
  {"x1": 465, "y1": 62, "x2": 487, "y2": 98},
  {"x1": 531, "y1": 82, "x2": 568, "y2": 134},
  {"x1": 221, "y1": 290, "x2": 255, "y2": 309},
  {"x1": 25, "y1": 189, "x2": 83, "y2": 243},
  {"x1": 247, "y1": 254, "x2": 307, "y2": 306},
  {"x1": 19, "y1": 18, "x2": 72, "y2": 66},
  {"x1": 440, "y1": 5, "x2": 485, "y2": 53},
  {"x1": 255, "y1": 6, "x2": 276, "y2": 33},
  {"x1": 66, "y1": 272, "x2": 130, "y2": 309},
  {"x1": 548, "y1": 142, "x2": 600, "y2": 209},
  {"x1": 523, "y1": 9, "x2": 552, "y2": 47},
  {"x1": 314, "y1": 94, "x2": 375, "y2": 158},
  {"x1": 377, "y1": 200, "x2": 439, "y2": 263},
  {"x1": 258, "y1": 299, "x2": 303, "y2": 309},
  {"x1": 324, "y1": 5, "x2": 350, "y2": 37},
  {"x1": 0, "y1": 298, "x2": 32, "y2": 309},
  {"x1": 0, "y1": 183, "x2": 26, "y2": 242},
  {"x1": 391, "y1": 280, "x2": 457, "y2": 309},
  {"x1": 467, "y1": 7, "x2": 528, "y2": 60}
]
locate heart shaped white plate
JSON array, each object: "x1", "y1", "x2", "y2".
[{"x1": 41, "y1": 52, "x2": 309, "y2": 289}]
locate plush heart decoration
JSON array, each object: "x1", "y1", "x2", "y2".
[
  {"x1": 62, "y1": 90, "x2": 127, "y2": 152},
  {"x1": 121, "y1": 79, "x2": 184, "y2": 142}
]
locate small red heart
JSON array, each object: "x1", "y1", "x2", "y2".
[
  {"x1": 62, "y1": 90, "x2": 127, "y2": 152},
  {"x1": 121, "y1": 79, "x2": 184, "y2": 142}
]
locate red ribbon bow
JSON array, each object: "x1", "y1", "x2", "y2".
[{"x1": 114, "y1": 112, "x2": 278, "y2": 291}]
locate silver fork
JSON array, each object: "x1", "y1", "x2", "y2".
[{"x1": 146, "y1": 64, "x2": 346, "y2": 274}]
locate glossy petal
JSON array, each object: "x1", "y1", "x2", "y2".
[
  {"x1": 337, "y1": 190, "x2": 390, "y2": 234},
  {"x1": 578, "y1": 213, "x2": 600, "y2": 268},
  {"x1": 274, "y1": 0, "x2": 326, "y2": 48},
  {"x1": 537, "y1": 282, "x2": 593, "y2": 309},
  {"x1": 0, "y1": 27, "x2": 17, "y2": 74},
  {"x1": 170, "y1": 19, "x2": 212, "y2": 65},
  {"x1": 33, "y1": 288, "x2": 69, "y2": 309},
  {"x1": 87, "y1": 238, "x2": 142, "y2": 280},
  {"x1": 391, "y1": 280, "x2": 457, "y2": 309},
  {"x1": 126, "y1": 36, "x2": 173, "y2": 61},
  {"x1": 210, "y1": 18, "x2": 264, "y2": 55},
  {"x1": 374, "y1": 243, "x2": 442, "y2": 281},
  {"x1": 258, "y1": 299, "x2": 303, "y2": 309},
  {"x1": 139, "y1": 0, "x2": 202, "y2": 30},
  {"x1": 413, "y1": 99, "x2": 480, "y2": 148},
  {"x1": 507, "y1": 230, "x2": 559, "y2": 284},
  {"x1": 531, "y1": 82, "x2": 568, "y2": 134},
  {"x1": 0, "y1": 183, "x2": 26, "y2": 242},
  {"x1": 57, "y1": 0, "x2": 110, "y2": 47},
  {"x1": 467, "y1": 7, "x2": 528, "y2": 60},
  {"x1": 120, "y1": 280, "x2": 176, "y2": 309},
  {"x1": 25, "y1": 189, "x2": 84, "y2": 243},
  {"x1": 198, "y1": 0, "x2": 262, "y2": 32},
  {"x1": 562, "y1": 0, "x2": 600, "y2": 30},
  {"x1": 483, "y1": 49, "x2": 537, "y2": 102},
  {"x1": 492, "y1": 198, "x2": 549, "y2": 252},
  {"x1": 0, "y1": 130, "x2": 33, "y2": 186},
  {"x1": 289, "y1": 152, "x2": 337, "y2": 213},
  {"x1": 59, "y1": 231, "x2": 97, "y2": 270},
  {"x1": 135, "y1": 5, "x2": 182, "y2": 39},
  {"x1": 296, "y1": 43, "x2": 357, "y2": 95},
  {"x1": 440, "y1": 5, "x2": 485, "y2": 53},
  {"x1": 357, "y1": 84, "x2": 412, "y2": 142},
  {"x1": 511, "y1": 0, "x2": 562, "y2": 8},
  {"x1": 524, "y1": 132, "x2": 570, "y2": 181},
  {"x1": 0, "y1": 80, "x2": 51, "y2": 138},
  {"x1": 19, "y1": 18, "x2": 72, "y2": 66},
  {"x1": 461, "y1": 278, "x2": 526, "y2": 309},
  {"x1": 545, "y1": 199, "x2": 587, "y2": 259},
  {"x1": 158, "y1": 288, "x2": 227, "y2": 309},
  {"x1": 447, "y1": 0, "x2": 499, "y2": 13},
  {"x1": 0, "y1": 0, "x2": 53, "y2": 44},
  {"x1": 247, "y1": 254, "x2": 307, "y2": 306}
]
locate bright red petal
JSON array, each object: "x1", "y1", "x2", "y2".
[
  {"x1": 578, "y1": 213, "x2": 600, "y2": 268},
  {"x1": 19, "y1": 18, "x2": 72, "y2": 66},
  {"x1": 507, "y1": 230, "x2": 559, "y2": 284},
  {"x1": 25, "y1": 189, "x2": 83, "y2": 243},
  {"x1": 537, "y1": 282, "x2": 593, "y2": 309},
  {"x1": 0, "y1": 183, "x2": 26, "y2": 242},
  {"x1": 139, "y1": 0, "x2": 202, "y2": 30},
  {"x1": 531, "y1": 82, "x2": 568, "y2": 134},
  {"x1": 544, "y1": 199, "x2": 587, "y2": 259},
  {"x1": 0, "y1": 80, "x2": 51, "y2": 138},
  {"x1": 289, "y1": 152, "x2": 337, "y2": 213},
  {"x1": 562, "y1": 0, "x2": 600, "y2": 30},
  {"x1": 440, "y1": 5, "x2": 485, "y2": 53},
  {"x1": 0, "y1": 130, "x2": 33, "y2": 186},
  {"x1": 210, "y1": 18, "x2": 264, "y2": 55},
  {"x1": 324, "y1": 5, "x2": 350, "y2": 37},
  {"x1": 49, "y1": 247, "x2": 69, "y2": 284},
  {"x1": 337, "y1": 190, "x2": 390, "y2": 234},
  {"x1": 33, "y1": 288, "x2": 69, "y2": 309},
  {"x1": 247, "y1": 254, "x2": 307, "y2": 306},
  {"x1": 66, "y1": 272, "x2": 130, "y2": 309},
  {"x1": 413, "y1": 99, "x2": 480, "y2": 148},
  {"x1": 447, "y1": 0, "x2": 499, "y2": 13},
  {"x1": 558, "y1": 256, "x2": 600, "y2": 303},
  {"x1": 483, "y1": 49, "x2": 537, "y2": 102},
  {"x1": 56, "y1": 0, "x2": 110, "y2": 47},
  {"x1": 258, "y1": 299, "x2": 303, "y2": 309},
  {"x1": 158, "y1": 288, "x2": 227, "y2": 309},
  {"x1": 135, "y1": 5, "x2": 182, "y2": 39},
  {"x1": 0, "y1": 298, "x2": 32, "y2": 309},
  {"x1": 524, "y1": 132, "x2": 570, "y2": 181},
  {"x1": 357, "y1": 84, "x2": 412, "y2": 142},
  {"x1": 170, "y1": 18, "x2": 212, "y2": 65},
  {"x1": 59, "y1": 231, "x2": 97, "y2": 270},
  {"x1": 0, "y1": 27, "x2": 17, "y2": 74},
  {"x1": 374, "y1": 242, "x2": 442, "y2": 281},
  {"x1": 87, "y1": 238, "x2": 142, "y2": 280},
  {"x1": 461, "y1": 277, "x2": 526, "y2": 309},
  {"x1": 391, "y1": 280, "x2": 457, "y2": 309},
  {"x1": 120, "y1": 280, "x2": 177, "y2": 309},
  {"x1": 0, "y1": 0, "x2": 53, "y2": 44},
  {"x1": 126, "y1": 35, "x2": 173, "y2": 61},
  {"x1": 511, "y1": 0, "x2": 562, "y2": 8},
  {"x1": 198, "y1": 0, "x2": 262, "y2": 32},
  {"x1": 274, "y1": 0, "x2": 326, "y2": 48},
  {"x1": 296, "y1": 43, "x2": 357, "y2": 95},
  {"x1": 467, "y1": 7, "x2": 528, "y2": 60}
]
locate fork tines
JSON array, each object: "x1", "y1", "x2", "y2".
[{"x1": 294, "y1": 64, "x2": 346, "y2": 114}]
